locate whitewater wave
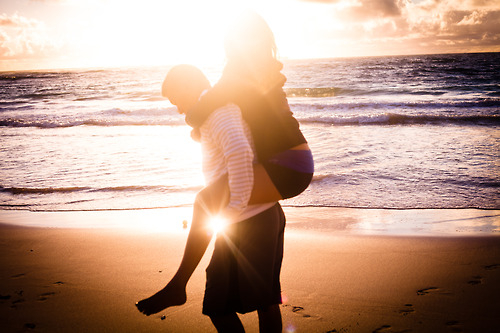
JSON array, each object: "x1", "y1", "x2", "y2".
[
  {"x1": 101, "y1": 107, "x2": 171, "y2": 117},
  {"x1": 0, "y1": 118, "x2": 182, "y2": 128},
  {"x1": 286, "y1": 87, "x2": 355, "y2": 97},
  {"x1": 285, "y1": 87, "x2": 447, "y2": 97},
  {"x1": 0, "y1": 106, "x2": 185, "y2": 128},
  {"x1": 1, "y1": 112, "x2": 497, "y2": 128},
  {"x1": 299, "y1": 113, "x2": 500, "y2": 126},
  {"x1": 284, "y1": 86, "x2": 500, "y2": 98},
  {"x1": 0, "y1": 185, "x2": 202, "y2": 195}
]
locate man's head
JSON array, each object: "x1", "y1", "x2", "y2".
[{"x1": 162, "y1": 64, "x2": 211, "y2": 114}]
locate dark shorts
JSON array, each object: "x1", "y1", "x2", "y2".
[
  {"x1": 202, "y1": 203, "x2": 286, "y2": 317},
  {"x1": 264, "y1": 149, "x2": 314, "y2": 199}
]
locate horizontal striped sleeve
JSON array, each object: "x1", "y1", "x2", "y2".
[{"x1": 206, "y1": 105, "x2": 254, "y2": 214}]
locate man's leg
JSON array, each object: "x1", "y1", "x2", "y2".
[
  {"x1": 258, "y1": 304, "x2": 282, "y2": 333},
  {"x1": 203, "y1": 205, "x2": 285, "y2": 332},
  {"x1": 237, "y1": 204, "x2": 284, "y2": 332},
  {"x1": 210, "y1": 313, "x2": 245, "y2": 333}
]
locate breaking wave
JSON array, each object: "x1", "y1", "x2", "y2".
[
  {"x1": 1, "y1": 108, "x2": 498, "y2": 128},
  {"x1": 300, "y1": 113, "x2": 500, "y2": 126},
  {"x1": 0, "y1": 185, "x2": 202, "y2": 195}
]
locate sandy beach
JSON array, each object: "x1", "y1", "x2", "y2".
[{"x1": 1, "y1": 207, "x2": 499, "y2": 333}]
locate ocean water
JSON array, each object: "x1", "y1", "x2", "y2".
[{"x1": 1, "y1": 53, "x2": 499, "y2": 217}]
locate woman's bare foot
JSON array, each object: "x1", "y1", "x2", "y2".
[{"x1": 136, "y1": 281, "x2": 187, "y2": 316}]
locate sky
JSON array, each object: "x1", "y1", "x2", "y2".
[{"x1": 0, "y1": 0, "x2": 499, "y2": 71}]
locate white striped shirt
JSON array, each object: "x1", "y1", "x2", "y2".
[{"x1": 200, "y1": 103, "x2": 275, "y2": 223}]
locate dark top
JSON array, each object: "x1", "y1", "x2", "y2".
[{"x1": 185, "y1": 63, "x2": 307, "y2": 163}]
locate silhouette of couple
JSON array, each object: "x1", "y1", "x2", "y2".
[{"x1": 136, "y1": 11, "x2": 313, "y2": 332}]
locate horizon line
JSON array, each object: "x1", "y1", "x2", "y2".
[{"x1": 1, "y1": 50, "x2": 499, "y2": 74}]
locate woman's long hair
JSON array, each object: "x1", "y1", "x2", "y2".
[{"x1": 223, "y1": 12, "x2": 282, "y2": 91}]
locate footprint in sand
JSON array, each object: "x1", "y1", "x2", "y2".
[
  {"x1": 484, "y1": 264, "x2": 499, "y2": 271},
  {"x1": 398, "y1": 304, "x2": 415, "y2": 316},
  {"x1": 445, "y1": 320, "x2": 463, "y2": 332},
  {"x1": 326, "y1": 328, "x2": 349, "y2": 333},
  {"x1": 372, "y1": 324, "x2": 392, "y2": 333},
  {"x1": 416, "y1": 287, "x2": 439, "y2": 296},
  {"x1": 24, "y1": 323, "x2": 36, "y2": 330},
  {"x1": 11, "y1": 273, "x2": 26, "y2": 279},
  {"x1": 38, "y1": 291, "x2": 56, "y2": 301},
  {"x1": 467, "y1": 264, "x2": 499, "y2": 286},
  {"x1": 282, "y1": 304, "x2": 316, "y2": 319},
  {"x1": 467, "y1": 275, "x2": 483, "y2": 285},
  {"x1": 11, "y1": 298, "x2": 26, "y2": 308},
  {"x1": 10, "y1": 290, "x2": 26, "y2": 308},
  {"x1": 372, "y1": 325, "x2": 412, "y2": 333}
]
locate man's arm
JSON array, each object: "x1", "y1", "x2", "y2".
[{"x1": 209, "y1": 105, "x2": 254, "y2": 218}]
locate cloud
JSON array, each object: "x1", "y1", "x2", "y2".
[
  {"x1": 0, "y1": 31, "x2": 11, "y2": 57},
  {"x1": 300, "y1": 0, "x2": 405, "y2": 18},
  {"x1": 310, "y1": 0, "x2": 500, "y2": 55},
  {"x1": 342, "y1": 0, "x2": 406, "y2": 20},
  {"x1": 0, "y1": 13, "x2": 39, "y2": 27},
  {"x1": 406, "y1": 5, "x2": 500, "y2": 43},
  {"x1": 440, "y1": 10, "x2": 500, "y2": 46},
  {"x1": 297, "y1": 0, "x2": 342, "y2": 3},
  {"x1": 28, "y1": 0, "x2": 66, "y2": 3},
  {"x1": 0, "y1": 13, "x2": 59, "y2": 61}
]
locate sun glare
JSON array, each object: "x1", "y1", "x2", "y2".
[
  {"x1": 68, "y1": 0, "x2": 284, "y2": 68},
  {"x1": 209, "y1": 216, "x2": 228, "y2": 235},
  {"x1": 59, "y1": 0, "x2": 314, "y2": 69},
  {"x1": 4, "y1": 0, "x2": 328, "y2": 70}
]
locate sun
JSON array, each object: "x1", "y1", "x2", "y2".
[{"x1": 209, "y1": 216, "x2": 228, "y2": 235}]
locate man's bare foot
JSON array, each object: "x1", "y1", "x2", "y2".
[{"x1": 136, "y1": 281, "x2": 187, "y2": 316}]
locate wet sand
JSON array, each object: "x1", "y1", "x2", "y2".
[{"x1": 0, "y1": 208, "x2": 499, "y2": 332}]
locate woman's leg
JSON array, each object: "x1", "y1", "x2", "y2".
[
  {"x1": 136, "y1": 176, "x2": 230, "y2": 315},
  {"x1": 136, "y1": 166, "x2": 281, "y2": 316}
]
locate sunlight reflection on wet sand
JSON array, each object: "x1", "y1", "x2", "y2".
[
  {"x1": 283, "y1": 207, "x2": 500, "y2": 236},
  {"x1": 1, "y1": 207, "x2": 499, "y2": 237},
  {"x1": 0, "y1": 207, "x2": 193, "y2": 233}
]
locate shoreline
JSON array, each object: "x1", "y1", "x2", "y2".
[{"x1": 1, "y1": 206, "x2": 498, "y2": 236}]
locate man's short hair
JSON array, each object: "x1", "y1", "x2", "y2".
[{"x1": 162, "y1": 64, "x2": 210, "y2": 99}]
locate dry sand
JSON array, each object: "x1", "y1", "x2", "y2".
[{"x1": 0, "y1": 207, "x2": 499, "y2": 332}]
